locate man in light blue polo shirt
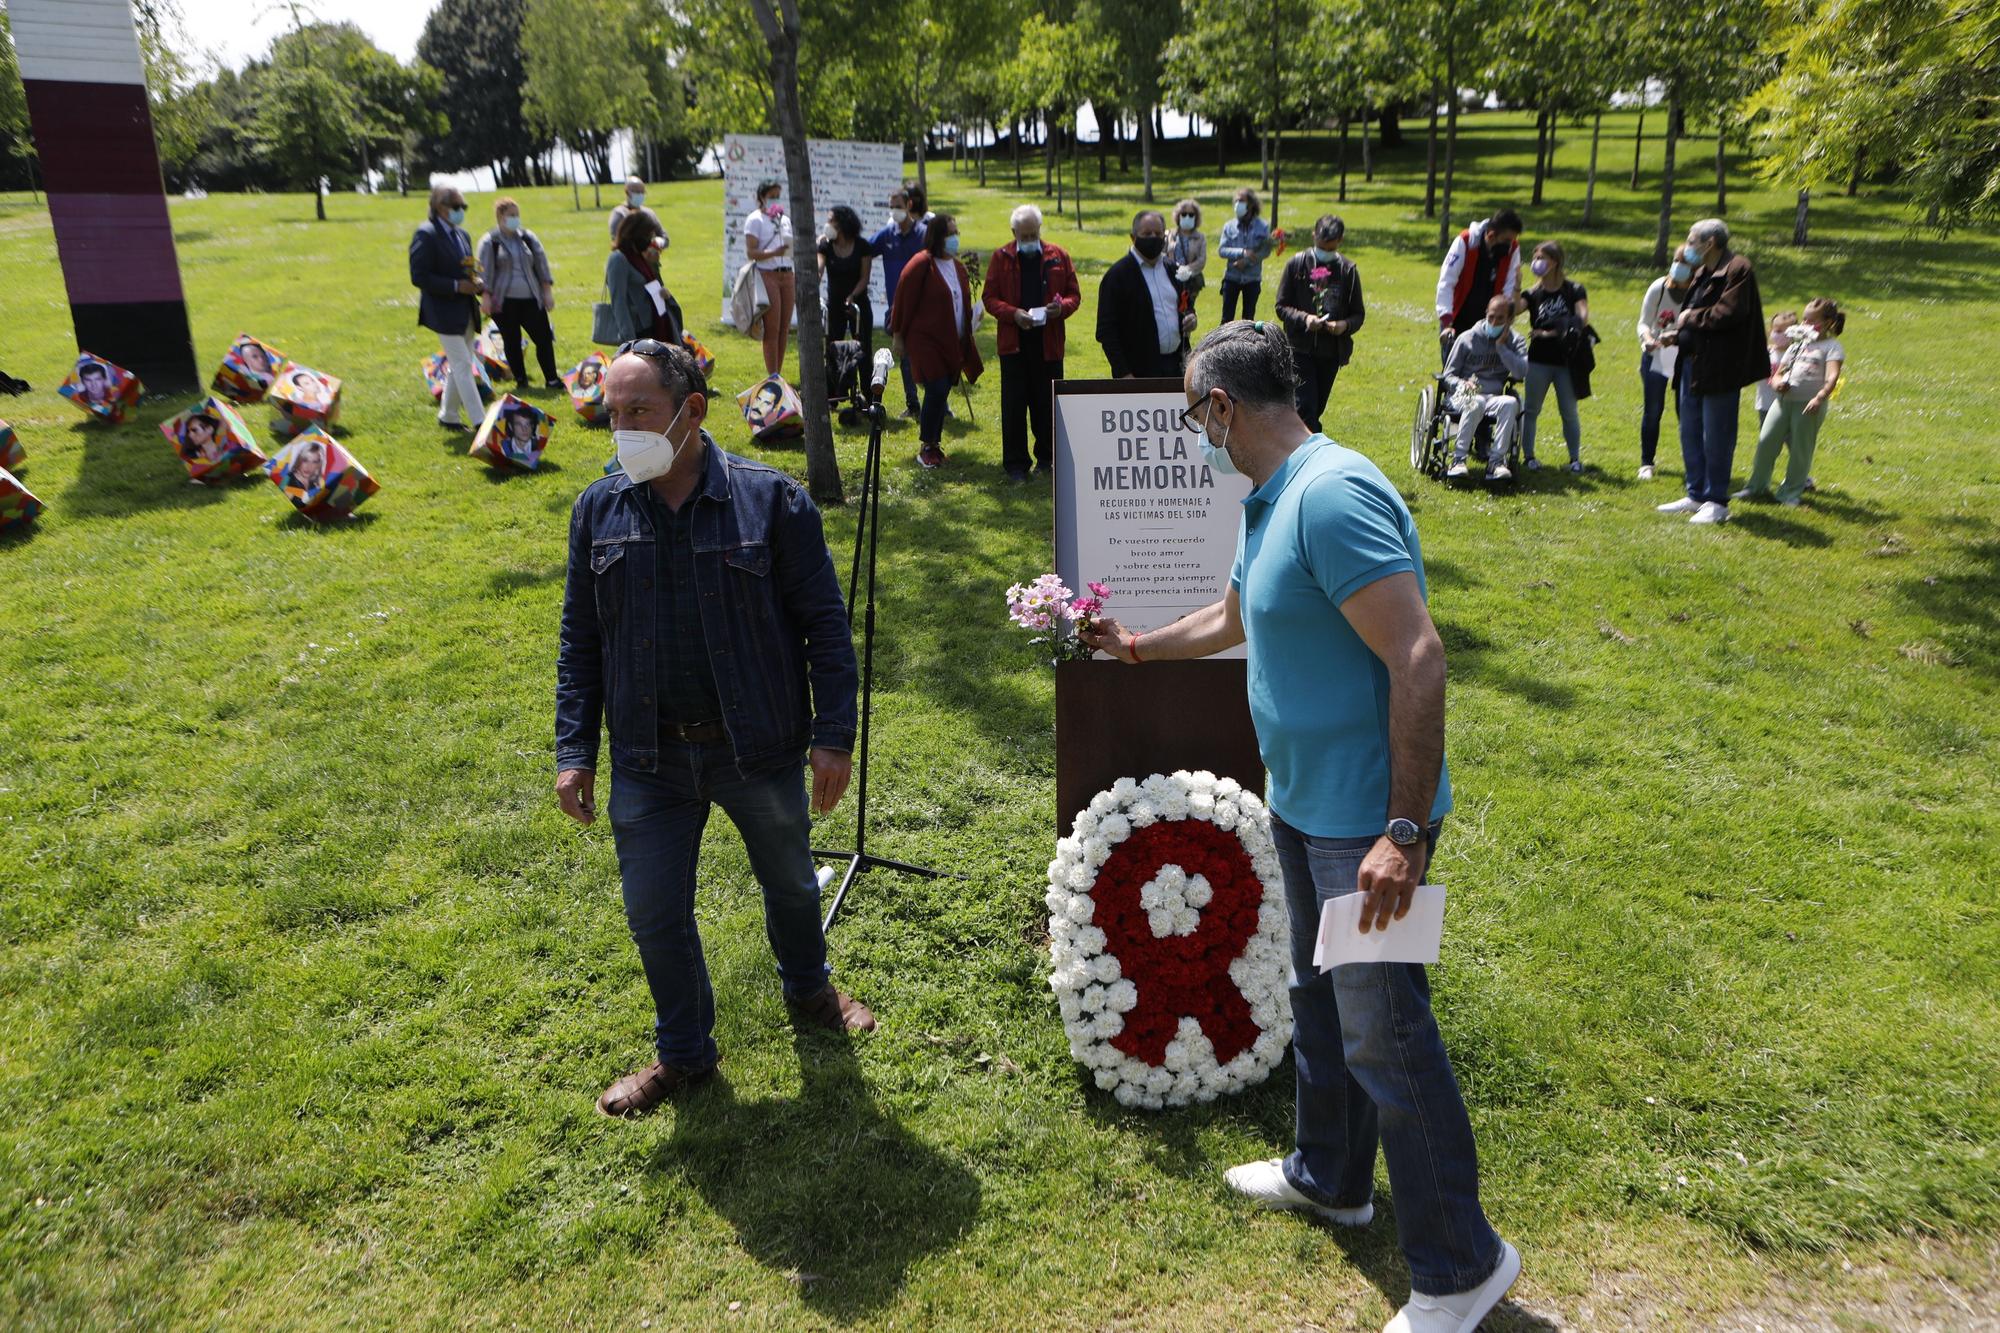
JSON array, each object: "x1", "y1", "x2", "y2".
[{"x1": 1082, "y1": 321, "x2": 1519, "y2": 1333}]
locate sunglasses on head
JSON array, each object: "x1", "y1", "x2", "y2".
[{"x1": 617, "y1": 338, "x2": 677, "y2": 358}]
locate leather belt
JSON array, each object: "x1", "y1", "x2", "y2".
[{"x1": 660, "y1": 719, "x2": 728, "y2": 744}]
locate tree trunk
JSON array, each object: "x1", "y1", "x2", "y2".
[
  {"x1": 1652, "y1": 84, "x2": 1680, "y2": 268},
  {"x1": 1360, "y1": 102, "x2": 1373, "y2": 181},
  {"x1": 1714, "y1": 115, "x2": 1726, "y2": 211},
  {"x1": 1045, "y1": 112, "x2": 1055, "y2": 197},
  {"x1": 315, "y1": 177, "x2": 325, "y2": 221},
  {"x1": 1438, "y1": 45, "x2": 1458, "y2": 249},
  {"x1": 1097, "y1": 110, "x2": 1108, "y2": 182},
  {"x1": 1013, "y1": 117, "x2": 1021, "y2": 188},
  {"x1": 1074, "y1": 129, "x2": 1083, "y2": 230},
  {"x1": 592, "y1": 177, "x2": 601, "y2": 210},
  {"x1": 1531, "y1": 107, "x2": 1548, "y2": 206},
  {"x1": 1630, "y1": 107, "x2": 1644, "y2": 189},
  {"x1": 1260, "y1": 130, "x2": 1270, "y2": 191},
  {"x1": 1140, "y1": 104, "x2": 1155, "y2": 202},
  {"x1": 1337, "y1": 115, "x2": 1349, "y2": 203},
  {"x1": 1055, "y1": 123, "x2": 1065, "y2": 214},
  {"x1": 569, "y1": 144, "x2": 580, "y2": 211},
  {"x1": 1424, "y1": 77, "x2": 1440, "y2": 217},
  {"x1": 916, "y1": 123, "x2": 927, "y2": 191},
  {"x1": 1271, "y1": 125, "x2": 1281, "y2": 229},
  {"x1": 1847, "y1": 146, "x2": 1862, "y2": 196},
  {"x1": 1154, "y1": 104, "x2": 1163, "y2": 144},
  {"x1": 1582, "y1": 110, "x2": 1602, "y2": 225},
  {"x1": 978, "y1": 118, "x2": 987, "y2": 187},
  {"x1": 1792, "y1": 187, "x2": 1809, "y2": 246},
  {"x1": 748, "y1": 0, "x2": 841, "y2": 504}
]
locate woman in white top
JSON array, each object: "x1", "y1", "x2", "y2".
[
  {"x1": 1635, "y1": 265, "x2": 1690, "y2": 479},
  {"x1": 744, "y1": 178, "x2": 796, "y2": 375},
  {"x1": 1738, "y1": 297, "x2": 1846, "y2": 506}
]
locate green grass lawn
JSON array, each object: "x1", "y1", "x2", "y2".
[{"x1": 2, "y1": 111, "x2": 1996, "y2": 1330}]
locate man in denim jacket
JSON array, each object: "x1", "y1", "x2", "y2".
[{"x1": 555, "y1": 342, "x2": 869, "y2": 1117}]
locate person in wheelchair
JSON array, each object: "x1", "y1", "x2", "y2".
[{"x1": 1441, "y1": 296, "x2": 1530, "y2": 480}]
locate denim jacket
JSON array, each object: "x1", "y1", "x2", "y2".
[{"x1": 556, "y1": 434, "x2": 858, "y2": 774}]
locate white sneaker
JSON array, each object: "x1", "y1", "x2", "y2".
[
  {"x1": 1638, "y1": 464, "x2": 1655, "y2": 480},
  {"x1": 1690, "y1": 501, "x2": 1730, "y2": 524},
  {"x1": 1224, "y1": 1159, "x2": 1374, "y2": 1227},
  {"x1": 1525, "y1": 457, "x2": 1542, "y2": 471},
  {"x1": 1445, "y1": 461, "x2": 1469, "y2": 478},
  {"x1": 1656, "y1": 496, "x2": 1701, "y2": 514},
  {"x1": 1383, "y1": 1240, "x2": 1522, "y2": 1333},
  {"x1": 1488, "y1": 464, "x2": 1512, "y2": 481}
]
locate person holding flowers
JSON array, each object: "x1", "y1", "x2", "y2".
[
  {"x1": 1274, "y1": 214, "x2": 1366, "y2": 433},
  {"x1": 1079, "y1": 321, "x2": 1520, "y2": 1333},
  {"x1": 1737, "y1": 297, "x2": 1846, "y2": 506},
  {"x1": 408, "y1": 184, "x2": 486, "y2": 431}
]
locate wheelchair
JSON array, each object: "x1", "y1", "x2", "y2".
[{"x1": 1411, "y1": 374, "x2": 1523, "y2": 481}]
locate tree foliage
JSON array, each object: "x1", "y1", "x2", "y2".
[{"x1": 417, "y1": 0, "x2": 549, "y2": 186}]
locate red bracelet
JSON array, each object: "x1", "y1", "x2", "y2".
[{"x1": 1129, "y1": 632, "x2": 1144, "y2": 663}]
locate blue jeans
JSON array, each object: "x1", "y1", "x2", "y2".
[
  {"x1": 1273, "y1": 815, "x2": 1503, "y2": 1297},
  {"x1": 918, "y1": 375, "x2": 953, "y2": 447},
  {"x1": 1521, "y1": 362, "x2": 1581, "y2": 464},
  {"x1": 1639, "y1": 352, "x2": 1670, "y2": 466},
  {"x1": 607, "y1": 741, "x2": 830, "y2": 1069},
  {"x1": 1677, "y1": 380, "x2": 1742, "y2": 504}
]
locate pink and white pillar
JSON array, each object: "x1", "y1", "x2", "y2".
[{"x1": 11, "y1": 0, "x2": 198, "y2": 389}]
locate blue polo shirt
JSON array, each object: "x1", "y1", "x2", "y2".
[
  {"x1": 869, "y1": 217, "x2": 929, "y2": 306},
  {"x1": 1229, "y1": 435, "x2": 1452, "y2": 837}
]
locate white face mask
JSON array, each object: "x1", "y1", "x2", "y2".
[
  {"x1": 614, "y1": 396, "x2": 692, "y2": 483},
  {"x1": 1196, "y1": 396, "x2": 1237, "y2": 475}
]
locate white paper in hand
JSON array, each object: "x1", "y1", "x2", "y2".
[
  {"x1": 1029, "y1": 306, "x2": 1048, "y2": 326},
  {"x1": 1312, "y1": 885, "x2": 1447, "y2": 971}
]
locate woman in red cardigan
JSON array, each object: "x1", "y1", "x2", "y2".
[{"x1": 889, "y1": 213, "x2": 983, "y2": 469}]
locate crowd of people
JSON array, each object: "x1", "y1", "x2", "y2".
[{"x1": 407, "y1": 177, "x2": 1846, "y2": 518}]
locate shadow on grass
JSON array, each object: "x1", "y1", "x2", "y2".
[
  {"x1": 61, "y1": 421, "x2": 234, "y2": 518},
  {"x1": 1730, "y1": 508, "x2": 1834, "y2": 548},
  {"x1": 278, "y1": 508, "x2": 382, "y2": 532},
  {"x1": 478, "y1": 459, "x2": 567, "y2": 483},
  {"x1": 488, "y1": 564, "x2": 565, "y2": 597},
  {"x1": 653, "y1": 1035, "x2": 980, "y2": 1320},
  {"x1": 1327, "y1": 1217, "x2": 1560, "y2": 1332},
  {"x1": 1899, "y1": 538, "x2": 1999, "y2": 679},
  {"x1": 1436, "y1": 619, "x2": 1577, "y2": 709}
]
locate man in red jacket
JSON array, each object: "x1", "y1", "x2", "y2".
[
  {"x1": 1433, "y1": 208, "x2": 1522, "y2": 367},
  {"x1": 983, "y1": 204, "x2": 1082, "y2": 481}
]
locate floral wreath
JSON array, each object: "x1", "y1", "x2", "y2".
[{"x1": 1046, "y1": 771, "x2": 1291, "y2": 1109}]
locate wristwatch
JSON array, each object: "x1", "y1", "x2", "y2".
[{"x1": 1384, "y1": 818, "x2": 1423, "y2": 847}]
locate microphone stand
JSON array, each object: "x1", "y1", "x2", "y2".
[{"x1": 811, "y1": 368, "x2": 959, "y2": 931}]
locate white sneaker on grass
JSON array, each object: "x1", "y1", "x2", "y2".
[
  {"x1": 1656, "y1": 496, "x2": 1700, "y2": 514},
  {"x1": 1638, "y1": 464, "x2": 1655, "y2": 480},
  {"x1": 1488, "y1": 464, "x2": 1513, "y2": 481},
  {"x1": 1224, "y1": 1159, "x2": 1374, "y2": 1227},
  {"x1": 1445, "y1": 461, "x2": 1469, "y2": 478},
  {"x1": 1383, "y1": 1240, "x2": 1522, "y2": 1333},
  {"x1": 1690, "y1": 501, "x2": 1731, "y2": 524}
]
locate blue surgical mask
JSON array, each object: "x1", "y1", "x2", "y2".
[
  {"x1": 505, "y1": 216, "x2": 523, "y2": 233},
  {"x1": 1312, "y1": 246, "x2": 1337, "y2": 264},
  {"x1": 1178, "y1": 214, "x2": 1196, "y2": 232},
  {"x1": 1017, "y1": 239, "x2": 1040, "y2": 256},
  {"x1": 630, "y1": 192, "x2": 646, "y2": 207},
  {"x1": 944, "y1": 234, "x2": 961, "y2": 257},
  {"x1": 446, "y1": 207, "x2": 466, "y2": 226},
  {"x1": 1197, "y1": 397, "x2": 1237, "y2": 475},
  {"x1": 1682, "y1": 242, "x2": 1702, "y2": 265},
  {"x1": 1482, "y1": 320, "x2": 1506, "y2": 339},
  {"x1": 1530, "y1": 257, "x2": 1550, "y2": 276},
  {"x1": 1669, "y1": 260, "x2": 1693, "y2": 283},
  {"x1": 1234, "y1": 201, "x2": 1248, "y2": 219}
]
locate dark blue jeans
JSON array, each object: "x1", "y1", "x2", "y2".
[
  {"x1": 1639, "y1": 351, "x2": 1670, "y2": 466},
  {"x1": 607, "y1": 741, "x2": 830, "y2": 1069},
  {"x1": 918, "y1": 375, "x2": 954, "y2": 447},
  {"x1": 1273, "y1": 815, "x2": 1503, "y2": 1298},
  {"x1": 1678, "y1": 380, "x2": 1742, "y2": 504}
]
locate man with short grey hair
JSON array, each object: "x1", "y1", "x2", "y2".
[
  {"x1": 984, "y1": 201, "x2": 1081, "y2": 479},
  {"x1": 1656, "y1": 217, "x2": 1764, "y2": 524},
  {"x1": 608, "y1": 176, "x2": 666, "y2": 250},
  {"x1": 1095, "y1": 210, "x2": 1197, "y2": 379},
  {"x1": 1081, "y1": 321, "x2": 1520, "y2": 1333}
]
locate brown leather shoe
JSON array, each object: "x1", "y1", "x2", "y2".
[
  {"x1": 787, "y1": 984, "x2": 877, "y2": 1034},
  {"x1": 596, "y1": 1058, "x2": 716, "y2": 1117}
]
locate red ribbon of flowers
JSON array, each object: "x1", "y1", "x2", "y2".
[{"x1": 1091, "y1": 819, "x2": 1264, "y2": 1067}]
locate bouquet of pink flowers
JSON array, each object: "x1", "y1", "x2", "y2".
[{"x1": 1005, "y1": 574, "x2": 1111, "y2": 665}]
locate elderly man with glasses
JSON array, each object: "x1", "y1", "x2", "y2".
[{"x1": 555, "y1": 339, "x2": 869, "y2": 1118}]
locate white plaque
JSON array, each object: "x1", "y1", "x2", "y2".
[{"x1": 1052, "y1": 380, "x2": 1252, "y2": 660}]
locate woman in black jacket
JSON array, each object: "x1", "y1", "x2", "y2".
[{"x1": 1272, "y1": 215, "x2": 1365, "y2": 434}]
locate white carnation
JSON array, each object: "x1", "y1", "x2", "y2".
[
  {"x1": 1080, "y1": 983, "x2": 1107, "y2": 1013},
  {"x1": 1106, "y1": 980, "x2": 1138, "y2": 1013},
  {"x1": 1088, "y1": 953, "x2": 1122, "y2": 984},
  {"x1": 1098, "y1": 813, "x2": 1132, "y2": 843},
  {"x1": 1112, "y1": 776, "x2": 1140, "y2": 800},
  {"x1": 1094, "y1": 1065, "x2": 1121, "y2": 1090}
]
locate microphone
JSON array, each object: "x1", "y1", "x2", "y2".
[{"x1": 869, "y1": 348, "x2": 895, "y2": 402}]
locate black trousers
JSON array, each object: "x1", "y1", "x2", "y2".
[
  {"x1": 1000, "y1": 341, "x2": 1062, "y2": 474},
  {"x1": 1295, "y1": 354, "x2": 1340, "y2": 433},
  {"x1": 494, "y1": 296, "x2": 559, "y2": 384}
]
